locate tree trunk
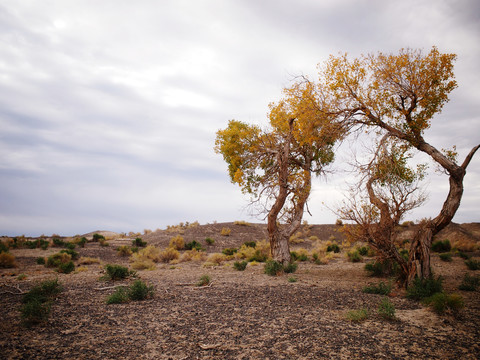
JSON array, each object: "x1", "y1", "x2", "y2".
[{"x1": 269, "y1": 229, "x2": 291, "y2": 266}]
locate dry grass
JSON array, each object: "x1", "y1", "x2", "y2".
[
  {"x1": 78, "y1": 257, "x2": 101, "y2": 265},
  {"x1": 180, "y1": 249, "x2": 207, "y2": 262},
  {"x1": 169, "y1": 235, "x2": 185, "y2": 250},
  {"x1": 220, "y1": 227, "x2": 231, "y2": 236},
  {"x1": 0, "y1": 252, "x2": 17, "y2": 268}
]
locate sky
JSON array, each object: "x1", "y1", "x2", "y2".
[{"x1": 1, "y1": 0, "x2": 479, "y2": 236}]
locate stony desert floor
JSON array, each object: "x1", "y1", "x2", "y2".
[{"x1": 1, "y1": 222, "x2": 479, "y2": 359}]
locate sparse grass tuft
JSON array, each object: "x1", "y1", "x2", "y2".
[
  {"x1": 431, "y1": 239, "x2": 451, "y2": 253},
  {"x1": 220, "y1": 227, "x2": 231, "y2": 236},
  {"x1": 439, "y1": 253, "x2": 453, "y2": 262},
  {"x1": 406, "y1": 275, "x2": 443, "y2": 300},
  {"x1": 465, "y1": 259, "x2": 480, "y2": 270},
  {"x1": 205, "y1": 237, "x2": 215, "y2": 245},
  {"x1": 346, "y1": 308, "x2": 369, "y2": 322},
  {"x1": 362, "y1": 281, "x2": 392, "y2": 295},
  {"x1": 347, "y1": 250, "x2": 363, "y2": 263},
  {"x1": 423, "y1": 292, "x2": 464, "y2": 315},
  {"x1": 459, "y1": 273, "x2": 480, "y2": 291},
  {"x1": 233, "y1": 260, "x2": 248, "y2": 271},
  {"x1": 378, "y1": 297, "x2": 396, "y2": 320},
  {"x1": 197, "y1": 274, "x2": 211, "y2": 286}
]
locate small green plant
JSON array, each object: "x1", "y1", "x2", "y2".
[
  {"x1": 439, "y1": 253, "x2": 452, "y2": 262},
  {"x1": 57, "y1": 261, "x2": 75, "y2": 274},
  {"x1": 283, "y1": 262, "x2": 298, "y2": 274},
  {"x1": 197, "y1": 274, "x2": 211, "y2": 287},
  {"x1": 378, "y1": 297, "x2": 396, "y2": 320},
  {"x1": 346, "y1": 308, "x2": 369, "y2": 322},
  {"x1": 326, "y1": 243, "x2": 340, "y2": 253},
  {"x1": 20, "y1": 279, "x2": 62, "y2": 326},
  {"x1": 288, "y1": 277, "x2": 297, "y2": 283},
  {"x1": 185, "y1": 240, "x2": 204, "y2": 251},
  {"x1": 132, "y1": 237, "x2": 147, "y2": 247},
  {"x1": 248, "y1": 250, "x2": 268, "y2": 262},
  {"x1": 458, "y1": 251, "x2": 471, "y2": 260},
  {"x1": 243, "y1": 241, "x2": 256, "y2": 248},
  {"x1": 362, "y1": 281, "x2": 392, "y2": 295},
  {"x1": 347, "y1": 250, "x2": 362, "y2": 263},
  {"x1": 106, "y1": 287, "x2": 129, "y2": 304},
  {"x1": 222, "y1": 248, "x2": 237, "y2": 256},
  {"x1": 290, "y1": 251, "x2": 308, "y2": 262},
  {"x1": 423, "y1": 292, "x2": 464, "y2": 315},
  {"x1": 458, "y1": 273, "x2": 480, "y2": 291},
  {"x1": 36, "y1": 257, "x2": 46, "y2": 265},
  {"x1": 128, "y1": 280, "x2": 155, "y2": 301},
  {"x1": 76, "y1": 237, "x2": 87, "y2": 248},
  {"x1": 406, "y1": 275, "x2": 443, "y2": 300},
  {"x1": 17, "y1": 274, "x2": 27, "y2": 280},
  {"x1": 60, "y1": 249, "x2": 79, "y2": 260},
  {"x1": 364, "y1": 259, "x2": 399, "y2": 277},
  {"x1": 92, "y1": 233, "x2": 105, "y2": 242},
  {"x1": 431, "y1": 239, "x2": 451, "y2": 253},
  {"x1": 52, "y1": 238, "x2": 66, "y2": 247},
  {"x1": 117, "y1": 245, "x2": 133, "y2": 257},
  {"x1": 65, "y1": 242, "x2": 76, "y2": 250},
  {"x1": 233, "y1": 260, "x2": 248, "y2": 271},
  {"x1": 205, "y1": 237, "x2": 215, "y2": 245},
  {"x1": 264, "y1": 260, "x2": 284, "y2": 276},
  {"x1": 357, "y1": 246, "x2": 369, "y2": 256},
  {"x1": 465, "y1": 259, "x2": 480, "y2": 270},
  {"x1": 104, "y1": 264, "x2": 133, "y2": 281}
]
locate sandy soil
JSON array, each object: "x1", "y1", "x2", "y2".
[{"x1": 1, "y1": 222, "x2": 479, "y2": 359}]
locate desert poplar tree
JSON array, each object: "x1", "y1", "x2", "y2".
[
  {"x1": 323, "y1": 47, "x2": 479, "y2": 283},
  {"x1": 215, "y1": 81, "x2": 343, "y2": 265}
]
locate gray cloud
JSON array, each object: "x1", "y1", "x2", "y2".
[{"x1": 0, "y1": 0, "x2": 479, "y2": 236}]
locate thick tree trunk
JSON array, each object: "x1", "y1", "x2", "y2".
[{"x1": 269, "y1": 229, "x2": 291, "y2": 266}]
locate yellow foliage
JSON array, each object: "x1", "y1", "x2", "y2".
[
  {"x1": 117, "y1": 245, "x2": 132, "y2": 257},
  {"x1": 220, "y1": 227, "x2": 231, "y2": 236},
  {"x1": 0, "y1": 252, "x2": 16, "y2": 268},
  {"x1": 206, "y1": 253, "x2": 227, "y2": 265},
  {"x1": 159, "y1": 247, "x2": 180, "y2": 263},
  {"x1": 169, "y1": 235, "x2": 185, "y2": 250},
  {"x1": 235, "y1": 245, "x2": 256, "y2": 260},
  {"x1": 130, "y1": 245, "x2": 161, "y2": 264},
  {"x1": 181, "y1": 249, "x2": 207, "y2": 262},
  {"x1": 131, "y1": 258, "x2": 156, "y2": 270}
]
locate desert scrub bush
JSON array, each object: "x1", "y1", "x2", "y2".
[
  {"x1": 106, "y1": 286, "x2": 129, "y2": 304},
  {"x1": 288, "y1": 276, "x2": 297, "y2": 283},
  {"x1": 465, "y1": 259, "x2": 480, "y2": 270},
  {"x1": 20, "y1": 279, "x2": 62, "y2": 326},
  {"x1": 0, "y1": 240, "x2": 10, "y2": 253},
  {"x1": 423, "y1": 292, "x2": 464, "y2": 315},
  {"x1": 234, "y1": 220, "x2": 250, "y2": 226},
  {"x1": 362, "y1": 281, "x2": 393, "y2": 295},
  {"x1": 57, "y1": 261, "x2": 75, "y2": 274},
  {"x1": 169, "y1": 235, "x2": 184, "y2": 250},
  {"x1": 0, "y1": 251, "x2": 17, "y2": 268},
  {"x1": 289, "y1": 231, "x2": 304, "y2": 244},
  {"x1": 52, "y1": 237, "x2": 66, "y2": 247},
  {"x1": 206, "y1": 253, "x2": 227, "y2": 266},
  {"x1": 104, "y1": 264, "x2": 134, "y2": 281},
  {"x1": 406, "y1": 275, "x2": 443, "y2": 300},
  {"x1": 378, "y1": 297, "x2": 396, "y2": 320},
  {"x1": 185, "y1": 240, "x2": 204, "y2": 251},
  {"x1": 431, "y1": 239, "x2": 451, "y2": 253},
  {"x1": 130, "y1": 258, "x2": 156, "y2": 271},
  {"x1": 458, "y1": 251, "x2": 471, "y2": 260},
  {"x1": 364, "y1": 259, "x2": 399, "y2": 277},
  {"x1": 132, "y1": 237, "x2": 147, "y2": 247},
  {"x1": 335, "y1": 219, "x2": 343, "y2": 226},
  {"x1": 180, "y1": 249, "x2": 207, "y2": 262},
  {"x1": 222, "y1": 248, "x2": 237, "y2": 256},
  {"x1": 128, "y1": 280, "x2": 155, "y2": 301},
  {"x1": 248, "y1": 250, "x2": 268, "y2": 262},
  {"x1": 36, "y1": 257, "x2": 46, "y2": 265},
  {"x1": 283, "y1": 262, "x2": 298, "y2": 274},
  {"x1": 459, "y1": 273, "x2": 480, "y2": 291},
  {"x1": 129, "y1": 245, "x2": 161, "y2": 269},
  {"x1": 197, "y1": 274, "x2": 211, "y2": 286},
  {"x1": 159, "y1": 247, "x2": 180, "y2": 263},
  {"x1": 243, "y1": 241, "x2": 256, "y2": 248},
  {"x1": 439, "y1": 253, "x2": 453, "y2": 262},
  {"x1": 326, "y1": 243, "x2": 341, "y2": 253},
  {"x1": 60, "y1": 248, "x2": 79, "y2": 260},
  {"x1": 347, "y1": 250, "x2": 362, "y2": 263},
  {"x1": 220, "y1": 227, "x2": 231, "y2": 236},
  {"x1": 233, "y1": 260, "x2": 248, "y2": 271},
  {"x1": 346, "y1": 308, "x2": 369, "y2": 322},
  {"x1": 452, "y1": 239, "x2": 477, "y2": 252},
  {"x1": 117, "y1": 245, "x2": 133, "y2": 257},
  {"x1": 357, "y1": 246, "x2": 369, "y2": 256},
  {"x1": 46, "y1": 252, "x2": 71, "y2": 267},
  {"x1": 205, "y1": 237, "x2": 215, "y2": 245},
  {"x1": 290, "y1": 248, "x2": 309, "y2": 262},
  {"x1": 92, "y1": 233, "x2": 105, "y2": 242},
  {"x1": 74, "y1": 237, "x2": 87, "y2": 248},
  {"x1": 264, "y1": 260, "x2": 284, "y2": 276}
]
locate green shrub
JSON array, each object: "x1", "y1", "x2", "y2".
[
  {"x1": 326, "y1": 244, "x2": 340, "y2": 253},
  {"x1": 128, "y1": 280, "x2": 154, "y2": 301},
  {"x1": 243, "y1": 241, "x2": 256, "y2": 248},
  {"x1": 36, "y1": 257, "x2": 46, "y2": 265},
  {"x1": 233, "y1": 261, "x2": 248, "y2": 271},
  {"x1": 290, "y1": 251, "x2": 308, "y2": 262},
  {"x1": 205, "y1": 237, "x2": 215, "y2": 245},
  {"x1": 423, "y1": 292, "x2": 464, "y2": 315},
  {"x1": 357, "y1": 246, "x2": 369, "y2": 256},
  {"x1": 465, "y1": 259, "x2": 480, "y2": 270},
  {"x1": 364, "y1": 259, "x2": 399, "y2": 277},
  {"x1": 92, "y1": 233, "x2": 105, "y2": 242},
  {"x1": 185, "y1": 240, "x2": 204, "y2": 251},
  {"x1": 406, "y1": 276, "x2": 443, "y2": 300},
  {"x1": 222, "y1": 248, "x2": 237, "y2": 256},
  {"x1": 283, "y1": 262, "x2": 298, "y2": 274},
  {"x1": 57, "y1": 261, "x2": 75, "y2": 274},
  {"x1": 197, "y1": 274, "x2": 211, "y2": 287},
  {"x1": 439, "y1": 253, "x2": 452, "y2": 262},
  {"x1": 52, "y1": 238, "x2": 66, "y2": 247},
  {"x1": 132, "y1": 237, "x2": 147, "y2": 247},
  {"x1": 117, "y1": 245, "x2": 133, "y2": 257},
  {"x1": 346, "y1": 308, "x2": 369, "y2": 322},
  {"x1": 362, "y1": 281, "x2": 392, "y2": 295},
  {"x1": 60, "y1": 249, "x2": 79, "y2": 260},
  {"x1": 347, "y1": 250, "x2": 362, "y2": 263},
  {"x1": 378, "y1": 297, "x2": 396, "y2": 320},
  {"x1": 458, "y1": 251, "x2": 471, "y2": 260},
  {"x1": 458, "y1": 273, "x2": 480, "y2": 291},
  {"x1": 106, "y1": 287, "x2": 129, "y2": 304},
  {"x1": 20, "y1": 279, "x2": 62, "y2": 326},
  {"x1": 248, "y1": 250, "x2": 268, "y2": 262},
  {"x1": 0, "y1": 241, "x2": 9, "y2": 253},
  {"x1": 264, "y1": 260, "x2": 284, "y2": 276},
  {"x1": 76, "y1": 237, "x2": 87, "y2": 248},
  {"x1": 104, "y1": 264, "x2": 133, "y2": 281},
  {"x1": 65, "y1": 242, "x2": 76, "y2": 250},
  {"x1": 46, "y1": 253, "x2": 71, "y2": 268},
  {"x1": 431, "y1": 239, "x2": 451, "y2": 253},
  {"x1": 288, "y1": 277, "x2": 297, "y2": 283}
]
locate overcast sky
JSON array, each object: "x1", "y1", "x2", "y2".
[{"x1": 1, "y1": 0, "x2": 479, "y2": 236}]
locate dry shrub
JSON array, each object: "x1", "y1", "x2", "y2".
[
  {"x1": 452, "y1": 238, "x2": 477, "y2": 252},
  {"x1": 206, "y1": 253, "x2": 227, "y2": 266},
  {"x1": 234, "y1": 220, "x2": 250, "y2": 226},
  {"x1": 220, "y1": 227, "x2": 231, "y2": 236},
  {"x1": 235, "y1": 245, "x2": 256, "y2": 260},
  {"x1": 0, "y1": 252, "x2": 16, "y2": 268},
  {"x1": 76, "y1": 266, "x2": 88, "y2": 272},
  {"x1": 159, "y1": 247, "x2": 180, "y2": 263},
  {"x1": 181, "y1": 249, "x2": 207, "y2": 262},
  {"x1": 289, "y1": 231, "x2": 304, "y2": 244},
  {"x1": 130, "y1": 245, "x2": 162, "y2": 269},
  {"x1": 310, "y1": 241, "x2": 334, "y2": 264},
  {"x1": 131, "y1": 258, "x2": 156, "y2": 270},
  {"x1": 78, "y1": 257, "x2": 100, "y2": 265},
  {"x1": 117, "y1": 245, "x2": 132, "y2": 257},
  {"x1": 169, "y1": 235, "x2": 185, "y2": 250}
]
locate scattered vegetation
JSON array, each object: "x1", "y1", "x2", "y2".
[
  {"x1": 439, "y1": 253, "x2": 453, "y2": 262},
  {"x1": 185, "y1": 240, "x2": 204, "y2": 251},
  {"x1": 264, "y1": 260, "x2": 297, "y2": 276},
  {"x1": 132, "y1": 237, "x2": 147, "y2": 247},
  {"x1": 117, "y1": 245, "x2": 133, "y2": 257},
  {"x1": 205, "y1": 237, "x2": 215, "y2": 245},
  {"x1": 362, "y1": 281, "x2": 392, "y2": 296},
  {"x1": 106, "y1": 280, "x2": 154, "y2": 304},
  {"x1": 347, "y1": 250, "x2": 362, "y2": 263},
  {"x1": 46, "y1": 252, "x2": 75, "y2": 274},
  {"x1": 220, "y1": 227, "x2": 231, "y2": 236},
  {"x1": 169, "y1": 235, "x2": 185, "y2": 250},
  {"x1": 326, "y1": 243, "x2": 340, "y2": 253},
  {"x1": 92, "y1": 233, "x2": 105, "y2": 242},
  {"x1": 103, "y1": 264, "x2": 134, "y2": 281},
  {"x1": 459, "y1": 273, "x2": 480, "y2": 291},
  {"x1": 406, "y1": 276, "x2": 443, "y2": 301},
  {"x1": 431, "y1": 239, "x2": 451, "y2": 253},
  {"x1": 0, "y1": 251, "x2": 17, "y2": 268},
  {"x1": 364, "y1": 259, "x2": 399, "y2": 277},
  {"x1": 465, "y1": 259, "x2": 480, "y2": 270},
  {"x1": 20, "y1": 279, "x2": 62, "y2": 326},
  {"x1": 233, "y1": 260, "x2": 248, "y2": 271},
  {"x1": 197, "y1": 274, "x2": 211, "y2": 287},
  {"x1": 234, "y1": 220, "x2": 250, "y2": 226},
  {"x1": 378, "y1": 297, "x2": 396, "y2": 320},
  {"x1": 423, "y1": 292, "x2": 464, "y2": 315},
  {"x1": 346, "y1": 308, "x2": 369, "y2": 322}
]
